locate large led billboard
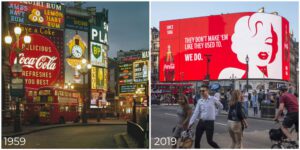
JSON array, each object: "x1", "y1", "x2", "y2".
[{"x1": 159, "y1": 12, "x2": 290, "y2": 81}]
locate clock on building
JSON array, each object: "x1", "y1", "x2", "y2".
[
  {"x1": 72, "y1": 45, "x2": 83, "y2": 58},
  {"x1": 66, "y1": 32, "x2": 87, "y2": 68}
]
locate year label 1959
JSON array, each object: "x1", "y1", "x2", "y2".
[{"x1": 3, "y1": 137, "x2": 26, "y2": 146}]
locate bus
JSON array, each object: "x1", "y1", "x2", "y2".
[
  {"x1": 151, "y1": 83, "x2": 194, "y2": 104},
  {"x1": 23, "y1": 88, "x2": 39, "y2": 124},
  {"x1": 31, "y1": 86, "x2": 81, "y2": 124}
]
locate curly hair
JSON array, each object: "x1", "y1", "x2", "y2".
[{"x1": 231, "y1": 13, "x2": 279, "y2": 64}]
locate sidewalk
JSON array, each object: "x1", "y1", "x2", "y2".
[{"x1": 2, "y1": 119, "x2": 127, "y2": 137}]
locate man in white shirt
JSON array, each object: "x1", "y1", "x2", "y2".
[{"x1": 188, "y1": 84, "x2": 223, "y2": 148}]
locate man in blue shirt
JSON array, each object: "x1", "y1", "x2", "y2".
[{"x1": 188, "y1": 84, "x2": 223, "y2": 148}]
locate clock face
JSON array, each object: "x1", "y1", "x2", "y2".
[{"x1": 72, "y1": 45, "x2": 83, "y2": 58}]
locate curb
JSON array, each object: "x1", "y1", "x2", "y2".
[
  {"x1": 220, "y1": 113, "x2": 273, "y2": 121},
  {"x1": 2, "y1": 122, "x2": 127, "y2": 137}
]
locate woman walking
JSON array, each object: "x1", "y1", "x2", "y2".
[
  {"x1": 227, "y1": 90, "x2": 248, "y2": 148},
  {"x1": 251, "y1": 90, "x2": 259, "y2": 116},
  {"x1": 172, "y1": 94, "x2": 192, "y2": 148}
]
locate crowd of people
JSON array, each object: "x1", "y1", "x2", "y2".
[{"x1": 171, "y1": 84, "x2": 299, "y2": 148}]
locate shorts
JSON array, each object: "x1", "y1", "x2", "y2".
[{"x1": 282, "y1": 112, "x2": 298, "y2": 132}]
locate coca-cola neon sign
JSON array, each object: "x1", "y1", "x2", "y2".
[
  {"x1": 10, "y1": 34, "x2": 61, "y2": 88},
  {"x1": 14, "y1": 53, "x2": 57, "y2": 70}
]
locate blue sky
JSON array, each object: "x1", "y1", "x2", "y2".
[
  {"x1": 151, "y1": 1, "x2": 299, "y2": 41},
  {"x1": 82, "y1": 2, "x2": 149, "y2": 57}
]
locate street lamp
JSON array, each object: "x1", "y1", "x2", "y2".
[
  {"x1": 5, "y1": 26, "x2": 31, "y2": 132},
  {"x1": 114, "y1": 96, "x2": 119, "y2": 118},
  {"x1": 204, "y1": 54, "x2": 212, "y2": 84},
  {"x1": 64, "y1": 81, "x2": 74, "y2": 90},
  {"x1": 230, "y1": 74, "x2": 236, "y2": 90},
  {"x1": 76, "y1": 58, "x2": 92, "y2": 124},
  {"x1": 246, "y1": 55, "x2": 249, "y2": 92},
  {"x1": 180, "y1": 72, "x2": 184, "y2": 93},
  {"x1": 132, "y1": 94, "x2": 137, "y2": 123}
]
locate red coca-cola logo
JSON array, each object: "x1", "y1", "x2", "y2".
[{"x1": 10, "y1": 34, "x2": 61, "y2": 89}]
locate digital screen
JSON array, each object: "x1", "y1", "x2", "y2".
[{"x1": 160, "y1": 12, "x2": 290, "y2": 81}]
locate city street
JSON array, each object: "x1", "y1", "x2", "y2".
[
  {"x1": 3, "y1": 125, "x2": 126, "y2": 148},
  {"x1": 151, "y1": 105, "x2": 276, "y2": 149}
]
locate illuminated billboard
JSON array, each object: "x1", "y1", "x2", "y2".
[
  {"x1": 64, "y1": 29, "x2": 88, "y2": 84},
  {"x1": 65, "y1": 15, "x2": 89, "y2": 31},
  {"x1": 91, "y1": 67, "x2": 108, "y2": 90},
  {"x1": 133, "y1": 60, "x2": 148, "y2": 83},
  {"x1": 119, "y1": 83, "x2": 146, "y2": 94},
  {"x1": 90, "y1": 42, "x2": 108, "y2": 67},
  {"x1": 7, "y1": 2, "x2": 64, "y2": 29},
  {"x1": 90, "y1": 25, "x2": 108, "y2": 67},
  {"x1": 119, "y1": 63, "x2": 133, "y2": 84},
  {"x1": 159, "y1": 12, "x2": 290, "y2": 81},
  {"x1": 9, "y1": 23, "x2": 64, "y2": 89}
]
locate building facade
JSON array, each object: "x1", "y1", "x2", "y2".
[
  {"x1": 151, "y1": 27, "x2": 159, "y2": 84},
  {"x1": 289, "y1": 33, "x2": 299, "y2": 93},
  {"x1": 116, "y1": 49, "x2": 149, "y2": 121}
]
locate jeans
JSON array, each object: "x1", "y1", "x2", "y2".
[
  {"x1": 194, "y1": 120, "x2": 220, "y2": 148},
  {"x1": 244, "y1": 101, "x2": 248, "y2": 117},
  {"x1": 253, "y1": 107, "x2": 258, "y2": 116}
]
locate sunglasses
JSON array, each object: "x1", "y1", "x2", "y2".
[{"x1": 200, "y1": 90, "x2": 206, "y2": 93}]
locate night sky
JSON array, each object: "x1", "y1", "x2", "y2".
[{"x1": 77, "y1": 2, "x2": 150, "y2": 58}]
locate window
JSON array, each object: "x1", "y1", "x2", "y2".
[
  {"x1": 39, "y1": 90, "x2": 51, "y2": 96},
  {"x1": 65, "y1": 106, "x2": 69, "y2": 112},
  {"x1": 70, "y1": 106, "x2": 76, "y2": 112},
  {"x1": 48, "y1": 96, "x2": 53, "y2": 102},
  {"x1": 28, "y1": 91, "x2": 33, "y2": 97},
  {"x1": 59, "y1": 105, "x2": 64, "y2": 112}
]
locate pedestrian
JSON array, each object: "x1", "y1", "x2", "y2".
[
  {"x1": 214, "y1": 90, "x2": 222, "y2": 115},
  {"x1": 263, "y1": 93, "x2": 272, "y2": 104},
  {"x1": 220, "y1": 91, "x2": 225, "y2": 109},
  {"x1": 258, "y1": 89, "x2": 263, "y2": 110},
  {"x1": 220, "y1": 91, "x2": 228, "y2": 112},
  {"x1": 274, "y1": 85, "x2": 299, "y2": 144},
  {"x1": 172, "y1": 94, "x2": 192, "y2": 148},
  {"x1": 193, "y1": 92, "x2": 200, "y2": 106},
  {"x1": 226, "y1": 89, "x2": 232, "y2": 112},
  {"x1": 188, "y1": 84, "x2": 223, "y2": 148},
  {"x1": 248, "y1": 92, "x2": 252, "y2": 108},
  {"x1": 242, "y1": 90, "x2": 249, "y2": 117},
  {"x1": 251, "y1": 90, "x2": 258, "y2": 116},
  {"x1": 227, "y1": 90, "x2": 248, "y2": 148},
  {"x1": 188, "y1": 95, "x2": 194, "y2": 107}
]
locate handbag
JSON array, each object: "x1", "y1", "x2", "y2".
[{"x1": 179, "y1": 130, "x2": 194, "y2": 148}]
